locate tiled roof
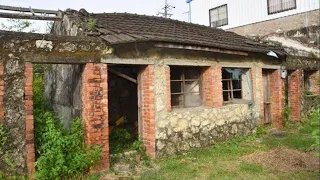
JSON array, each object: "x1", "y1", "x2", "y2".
[{"x1": 73, "y1": 12, "x2": 285, "y2": 55}]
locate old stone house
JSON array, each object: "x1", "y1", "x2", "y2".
[{"x1": 0, "y1": 9, "x2": 319, "y2": 175}]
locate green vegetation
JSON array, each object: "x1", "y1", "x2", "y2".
[
  {"x1": 139, "y1": 109, "x2": 320, "y2": 180},
  {"x1": 86, "y1": 17, "x2": 97, "y2": 31},
  {"x1": 33, "y1": 68, "x2": 102, "y2": 179}
]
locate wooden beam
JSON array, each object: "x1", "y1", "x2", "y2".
[
  {"x1": 0, "y1": 12, "x2": 62, "y2": 21},
  {"x1": 155, "y1": 43, "x2": 248, "y2": 56},
  {"x1": 108, "y1": 68, "x2": 137, "y2": 84},
  {"x1": 0, "y1": 5, "x2": 59, "y2": 14}
]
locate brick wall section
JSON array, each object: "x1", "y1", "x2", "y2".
[
  {"x1": 24, "y1": 62, "x2": 35, "y2": 174},
  {"x1": 0, "y1": 63, "x2": 4, "y2": 124},
  {"x1": 269, "y1": 70, "x2": 284, "y2": 130},
  {"x1": 202, "y1": 66, "x2": 223, "y2": 107},
  {"x1": 140, "y1": 65, "x2": 156, "y2": 159},
  {"x1": 309, "y1": 70, "x2": 320, "y2": 95},
  {"x1": 81, "y1": 63, "x2": 109, "y2": 171},
  {"x1": 165, "y1": 66, "x2": 171, "y2": 112},
  {"x1": 288, "y1": 70, "x2": 301, "y2": 122},
  {"x1": 251, "y1": 67, "x2": 264, "y2": 123}
]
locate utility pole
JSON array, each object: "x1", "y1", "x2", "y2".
[{"x1": 157, "y1": 0, "x2": 175, "y2": 18}]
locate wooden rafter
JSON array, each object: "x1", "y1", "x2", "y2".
[
  {"x1": 0, "y1": 5, "x2": 59, "y2": 14},
  {"x1": 0, "y1": 5, "x2": 62, "y2": 21},
  {"x1": 108, "y1": 68, "x2": 137, "y2": 84}
]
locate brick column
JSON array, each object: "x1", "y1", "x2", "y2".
[
  {"x1": 0, "y1": 62, "x2": 4, "y2": 124},
  {"x1": 202, "y1": 66, "x2": 223, "y2": 107},
  {"x1": 25, "y1": 63, "x2": 35, "y2": 174},
  {"x1": 309, "y1": 70, "x2": 320, "y2": 95},
  {"x1": 165, "y1": 66, "x2": 171, "y2": 112},
  {"x1": 140, "y1": 65, "x2": 156, "y2": 159},
  {"x1": 81, "y1": 63, "x2": 109, "y2": 171},
  {"x1": 269, "y1": 70, "x2": 284, "y2": 130},
  {"x1": 288, "y1": 70, "x2": 301, "y2": 122}
]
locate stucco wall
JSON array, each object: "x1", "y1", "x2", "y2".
[
  {"x1": 153, "y1": 59, "x2": 262, "y2": 156},
  {"x1": 229, "y1": 9, "x2": 320, "y2": 37}
]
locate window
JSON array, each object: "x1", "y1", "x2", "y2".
[
  {"x1": 268, "y1": 0, "x2": 296, "y2": 14},
  {"x1": 222, "y1": 68, "x2": 252, "y2": 103},
  {"x1": 170, "y1": 66, "x2": 202, "y2": 108},
  {"x1": 209, "y1": 4, "x2": 228, "y2": 28}
]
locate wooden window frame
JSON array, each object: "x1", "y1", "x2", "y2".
[
  {"x1": 222, "y1": 68, "x2": 243, "y2": 103},
  {"x1": 267, "y1": 0, "x2": 296, "y2": 15},
  {"x1": 170, "y1": 67, "x2": 203, "y2": 108},
  {"x1": 209, "y1": 4, "x2": 228, "y2": 28}
]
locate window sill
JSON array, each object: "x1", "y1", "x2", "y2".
[{"x1": 223, "y1": 99, "x2": 252, "y2": 105}]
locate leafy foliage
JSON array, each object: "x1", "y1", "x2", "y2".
[
  {"x1": 131, "y1": 138, "x2": 151, "y2": 166},
  {"x1": 109, "y1": 128, "x2": 131, "y2": 154},
  {"x1": 85, "y1": 17, "x2": 97, "y2": 31},
  {"x1": 33, "y1": 70, "x2": 102, "y2": 179}
]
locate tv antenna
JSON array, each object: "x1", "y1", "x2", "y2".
[{"x1": 157, "y1": 0, "x2": 175, "y2": 18}]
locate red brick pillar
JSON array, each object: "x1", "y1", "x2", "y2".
[
  {"x1": 24, "y1": 62, "x2": 35, "y2": 174},
  {"x1": 202, "y1": 66, "x2": 223, "y2": 107},
  {"x1": 0, "y1": 62, "x2": 4, "y2": 124},
  {"x1": 288, "y1": 70, "x2": 301, "y2": 122},
  {"x1": 269, "y1": 70, "x2": 284, "y2": 130},
  {"x1": 165, "y1": 66, "x2": 171, "y2": 112},
  {"x1": 309, "y1": 70, "x2": 320, "y2": 95},
  {"x1": 81, "y1": 63, "x2": 109, "y2": 171},
  {"x1": 140, "y1": 65, "x2": 156, "y2": 159}
]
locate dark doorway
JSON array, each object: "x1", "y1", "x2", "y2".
[{"x1": 108, "y1": 65, "x2": 140, "y2": 154}]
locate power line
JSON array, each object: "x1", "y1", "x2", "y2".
[{"x1": 157, "y1": 0, "x2": 175, "y2": 18}]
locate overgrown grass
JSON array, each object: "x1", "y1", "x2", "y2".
[{"x1": 139, "y1": 110, "x2": 320, "y2": 180}]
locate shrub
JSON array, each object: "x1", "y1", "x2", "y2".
[{"x1": 33, "y1": 69, "x2": 102, "y2": 179}]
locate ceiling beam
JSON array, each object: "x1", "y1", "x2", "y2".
[
  {"x1": 0, "y1": 5, "x2": 59, "y2": 14},
  {"x1": 0, "y1": 12, "x2": 62, "y2": 21}
]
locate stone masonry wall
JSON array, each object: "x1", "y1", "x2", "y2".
[
  {"x1": 0, "y1": 63, "x2": 3, "y2": 124},
  {"x1": 154, "y1": 60, "x2": 260, "y2": 156},
  {"x1": 2, "y1": 56, "x2": 27, "y2": 174}
]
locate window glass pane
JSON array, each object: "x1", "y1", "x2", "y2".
[
  {"x1": 232, "y1": 80, "x2": 241, "y2": 90},
  {"x1": 184, "y1": 68, "x2": 200, "y2": 79},
  {"x1": 219, "y1": 12, "x2": 227, "y2": 19},
  {"x1": 218, "y1": 6, "x2": 227, "y2": 13},
  {"x1": 210, "y1": 9, "x2": 218, "y2": 16},
  {"x1": 185, "y1": 93, "x2": 201, "y2": 107},
  {"x1": 222, "y1": 80, "x2": 229, "y2": 91},
  {"x1": 222, "y1": 69, "x2": 231, "y2": 79},
  {"x1": 233, "y1": 90, "x2": 242, "y2": 99},
  {"x1": 171, "y1": 81, "x2": 183, "y2": 93},
  {"x1": 211, "y1": 15, "x2": 219, "y2": 21},
  {"x1": 185, "y1": 81, "x2": 200, "y2": 93},
  {"x1": 223, "y1": 91, "x2": 230, "y2": 101},
  {"x1": 171, "y1": 94, "x2": 183, "y2": 107},
  {"x1": 170, "y1": 67, "x2": 182, "y2": 80}
]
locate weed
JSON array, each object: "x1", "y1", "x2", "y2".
[
  {"x1": 33, "y1": 68, "x2": 102, "y2": 179},
  {"x1": 86, "y1": 17, "x2": 97, "y2": 31}
]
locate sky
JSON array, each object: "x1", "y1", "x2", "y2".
[{"x1": 0, "y1": 0, "x2": 190, "y2": 33}]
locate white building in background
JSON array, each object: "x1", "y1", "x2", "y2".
[{"x1": 189, "y1": 0, "x2": 320, "y2": 36}]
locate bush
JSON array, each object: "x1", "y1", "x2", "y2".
[
  {"x1": 33, "y1": 70, "x2": 102, "y2": 179},
  {"x1": 35, "y1": 115, "x2": 102, "y2": 179}
]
